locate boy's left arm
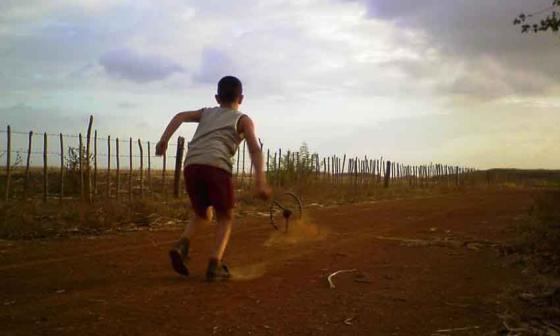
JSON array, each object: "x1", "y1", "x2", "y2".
[{"x1": 155, "y1": 109, "x2": 202, "y2": 156}]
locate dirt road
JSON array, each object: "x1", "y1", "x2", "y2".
[{"x1": 0, "y1": 190, "x2": 533, "y2": 335}]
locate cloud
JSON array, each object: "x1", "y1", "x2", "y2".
[
  {"x1": 0, "y1": 103, "x2": 85, "y2": 132},
  {"x1": 350, "y1": 0, "x2": 560, "y2": 98},
  {"x1": 99, "y1": 47, "x2": 185, "y2": 83},
  {"x1": 193, "y1": 48, "x2": 237, "y2": 84},
  {"x1": 2, "y1": 0, "x2": 560, "y2": 169}
]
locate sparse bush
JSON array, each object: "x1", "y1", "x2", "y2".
[
  {"x1": 65, "y1": 145, "x2": 93, "y2": 195},
  {"x1": 515, "y1": 190, "x2": 560, "y2": 274}
]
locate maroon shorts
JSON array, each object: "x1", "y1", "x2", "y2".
[{"x1": 184, "y1": 164, "x2": 234, "y2": 218}]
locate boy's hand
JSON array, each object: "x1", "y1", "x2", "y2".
[
  {"x1": 155, "y1": 140, "x2": 167, "y2": 156},
  {"x1": 255, "y1": 182, "x2": 272, "y2": 201}
]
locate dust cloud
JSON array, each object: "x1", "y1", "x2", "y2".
[
  {"x1": 230, "y1": 262, "x2": 268, "y2": 281},
  {"x1": 264, "y1": 216, "x2": 326, "y2": 247}
]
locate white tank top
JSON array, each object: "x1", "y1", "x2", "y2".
[{"x1": 184, "y1": 106, "x2": 245, "y2": 173}]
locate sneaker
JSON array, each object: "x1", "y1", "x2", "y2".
[
  {"x1": 206, "y1": 258, "x2": 231, "y2": 282},
  {"x1": 169, "y1": 238, "x2": 190, "y2": 276}
]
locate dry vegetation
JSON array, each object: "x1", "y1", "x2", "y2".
[
  {"x1": 1, "y1": 165, "x2": 559, "y2": 240},
  {"x1": 514, "y1": 190, "x2": 560, "y2": 274},
  {"x1": 492, "y1": 189, "x2": 560, "y2": 335}
]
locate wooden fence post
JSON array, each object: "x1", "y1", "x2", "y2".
[
  {"x1": 162, "y1": 151, "x2": 167, "y2": 196},
  {"x1": 128, "y1": 137, "x2": 132, "y2": 202},
  {"x1": 138, "y1": 139, "x2": 144, "y2": 198},
  {"x1": 327, "y1": 156, "x2": 331, "y2": 183},
  {"x1": 85, "y1": 115, "x2": 93, "y2": 203},
  {"x1": 266, "y1": 148, "x2": 270, "y2": 180},
  {"x1": 93, "y1": 130, "x2": 97, "y2": 196},
  {"x1": 147, "y1": 141, "x2": 151, "y2": 194},
  {"x1": 277, "y1": 149, "x2": 281, "y2": 186},
  {"x1": 173, "y1": 137, "x2": 185, "y2": 198},
  {"x1": 341, "y1": 154, "x2": 346, "y2": 184},
  {"x1": 372, "y1": 159, "x2": 376, "y2": 184},
  {"x1": 236, "y1": 142, "x2": 241, "y2": 179},
  {"x1": 384, "y1": 160, "x2": 391, "y2": 188},
  {"x1": 107, "y1": 135, "x2": 111, "y2": 198},
  {"x1": 286, "y1": 151, "x2": 291, "y2": 184},
  {"x1": 116, "y1": 137, "x2": 120, "y2": 200},
  {"x1": 354, "y1": 157, "x2": 358, "y2": 186},
  {"x1": 4, "y1": 126, "x2": 11, "y2": 200},
  {"x1": 59, "y1": 133, "x2": 64, "y2": 203},
  {"x1": 43, "y1": 132, "x2": 48, "y2": 202},
  {"x1": 79, "y1": 133, "x2": 84, "y2": 200},
  {"x1": 296, "y1": 152, "x2": 300, "y2": 182},
  {"x1": 241, "y1": 140, "x2": 246, "y2": 180},
  {"x1": 336, "y1": 156, "x2": 340, "y2": 184},
  {"x1": 23, "y1": 130, "x2": 32, "y2": 198}
]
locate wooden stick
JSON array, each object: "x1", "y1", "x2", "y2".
[
  {"x1": 59, "y1": 133, "x2": 64, "y2": 203},
  {"x1": 4, "y1": 126, "x2": 11, "y2": 200},
  {"x1": 93, "y1": 130, "x2": 97, "y2": 197},
  {"x1": 296, "y1": 151, "x2": 300, "y2": 182},
  {"x1": 85, "y1": 115, "x2": 93, "y2": 203},
  {"x1": 354, "y1": 157, "x2": 358, "y2": 186},
  {"x1": 384, "y1": 160, "x2": 391, "y2": 188},
  {"x1": 241, "y1": 140, "x2": 246, "y2": 179},
  {"x1": 43, "y1": 132, "x2": 48, "y2": 203},
  {"x1": 138, "y1": 139, "x2": 144, "y2": 198},
  {"x1": 162, "y1": 151, "x2": 167, "y2": 196},
  {"x1": 147, "y1": 141, "x2": 151, "y2": 194},
  {"x1": 277, "y1": 149, "x2": 281, "y2": 186},
  {"x1": 335, "y1": 157, "x2": 340, "y2": 184},
  {"x1": 286, "y1": 150, "x2": 291, "y2": 183},
  {"x1": 79, "y1": 133, "x2": 84, "y2": 200},
  {"x1": 266, "y1": 148, "x2": 270, "y2": 180},
  {"x1": 316, "y1": 154, "x2": 320, "y2": 179},
  {"x1": 236, "y1": 141, "x2": 241, "y2": 179},
  {"x1": 128, "y1": 137, "x2": 132, "y2": 202},
  {"x1": 107, "y1": 135, "x2": 111, "y2": 198},
  {"x1": 23, "y1": 130, "x2": 32, "y2": 198},
  {"x1": 327, "y1": 156, "x2": 331, "y2": 183},
  {"x1": 341, "y1": 154, "x2": 346, "y2": 184},
  {"x1": 272, "y1": 152, "x2": 277, "y2": 186},
  {"x1": 115, "y1": 137, "x2": 120, "y2": 200}
]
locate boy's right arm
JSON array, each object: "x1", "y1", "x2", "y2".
[
  {"x1": 155, "y1": 109, "x2": 203, "y2": 156},
  {"x1": 238, "y1": 115, "x2": 272, "y2": 200}
]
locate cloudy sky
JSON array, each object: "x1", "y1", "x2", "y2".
[{"x1": 1, "y1": 0, "x2": 559, "y2": 169}]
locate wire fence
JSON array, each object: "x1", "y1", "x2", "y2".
[{"x1": 1, "y1": 116, "x2": 481, "y2": 204}]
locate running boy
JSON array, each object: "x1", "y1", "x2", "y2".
[{"x1": 155, "y1": 76, "x2": 271, "y2": 281}]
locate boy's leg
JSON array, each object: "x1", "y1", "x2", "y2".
[
  {"x1": 206, "y1": 209, "x2": 233, "y2": 281},
  {"x1": 169, "y1": 208, "x2": 212, "y2": 276},
  {"x1": 170, "y1": 164, "x2": 212, "y2": 276},
  {"x1": 181, "y1": 207, "x2": 213, "y2": 240},
  {"x1": 212, "y1": 209, "x2": 233, "y2": 260}
]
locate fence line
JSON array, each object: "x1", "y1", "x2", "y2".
[{"x1": 1, "y1": 121, "x2": 483, "y2": 203}]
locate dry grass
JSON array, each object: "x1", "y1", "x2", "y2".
[
  {"x1": 1, "y1": 166, "x2": 558, "y2": 240},
  {"x1": 513, "y1": 189, "x2": 560, "y2": 275},
  {"x1": 0, "y1": 197, "x2": 190, "y2": 240}
]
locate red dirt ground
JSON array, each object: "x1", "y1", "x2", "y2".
[{"x1": 0, "y1": 190, "x2": 535, "y2": 335}]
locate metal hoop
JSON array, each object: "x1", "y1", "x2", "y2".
[{"x1": 269, "y1": 192, "x2": 303, "y2": 232}]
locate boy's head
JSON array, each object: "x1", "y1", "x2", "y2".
[{"x1": 216, "y1": 76, "x2": 243, "y2": 106}]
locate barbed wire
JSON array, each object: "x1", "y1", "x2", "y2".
[
  {"x1": 0, "y1": 129, "x2": 179, "y2": 147},
  {"x1": 1, "y1": 128, "x2": 474, "y2": 171},
  {"x1": 1, "y1": 149, "x2": 179, "y2": 159}
]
